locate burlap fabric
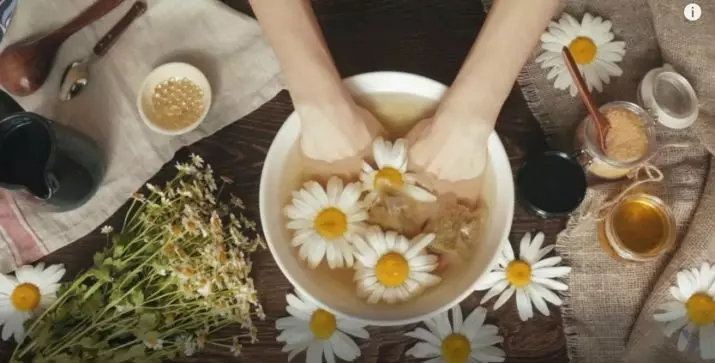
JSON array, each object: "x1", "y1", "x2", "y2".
[
  {"x1": 625, "y1": 1, "x2": 715, "y2": 362},
  {"x1": 506, "y1": 0, "x2": 714, "y2": 362}
]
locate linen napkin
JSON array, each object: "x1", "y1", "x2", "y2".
[{"x1": 0, "y1": 0, "x2": 282, "y2": 272}]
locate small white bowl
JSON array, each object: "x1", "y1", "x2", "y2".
[
  {"x1": 137, "y1": 62, "x2": 212, "y2": 135},
  {"x1": 259, "y1": 72, "x2": 514, "y2": 326}
]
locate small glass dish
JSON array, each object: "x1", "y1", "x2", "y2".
[
  {"x1": 575, "y1": 101, "x2": 658, "y2": 180},
  {"x1": 597, "y1": 193, "x2": 676, "y2": 262}
]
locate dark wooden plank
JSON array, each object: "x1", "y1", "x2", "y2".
[{"x1": 0, "y1": 1, "x2": 569, "y2": 362}]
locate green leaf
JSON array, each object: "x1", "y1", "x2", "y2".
[
  {"x1": 78, "y1": 336, "x2": 98, "y2": 349},
  {"x1": 95, "y1": 266, "x2": 112, "y2": 282},
  {"x1": 93, "y1": 252, "x2": 105, "y2": 267},
  {"x1": 130, "y1": 290, "x2": 144, "y2": 307},
  {"x1": 110, "y1": 344, "x2": 147, "y2": 363},
  {"x1": 81, "y1": 291, "x2": 103, "y2": 312},
  {"x1": 138, "y1": 313, "x2": 157, "y2": 332},
  {"x1": 112, "y1": 244, "x2": 125, "y2": 259}
]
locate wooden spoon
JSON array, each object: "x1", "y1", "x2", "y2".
[
  {"x1": 562, "y1": 46, "x2": 610, "y2": 152},
  {"x1": 0, "y1": 0, "x2": 125, "y2": 97}
]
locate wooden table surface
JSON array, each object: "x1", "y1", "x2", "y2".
[{"x1": 1, "y1": 1, "x2": 571, "y2": 362}]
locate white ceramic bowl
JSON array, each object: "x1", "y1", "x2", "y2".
[
  {"x1": 259, "y1": 72, "x2": 514, "y2": 326},
  {"x1": 137, "y1": 62, "x2": 212, "y2": 135}
]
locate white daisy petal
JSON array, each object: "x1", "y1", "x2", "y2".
[
  {"x1": 470, "y1": 345, "x2": 506, "y2": 362},
  {"x1": 406, "y1": 234, "x2": 436, "y2": 259},
  {"x1": 531, "y1": 284, "x2": 563, "y2": 306},
  {"x1": 532, "y1": 277, "x2": 568, "y2": 291},
  {"x1": 527, "y1": 285, "x2": 550, "y2": 316},
  {"x1": 663, "y1": 316, "x2": 688, "y2": 337},
  {"x1": 536, "y1": 245, "x2": 555, "y2": 261},
  {"x1": 323, "y1": 340, "x2": 336, "y2": 363},
  {"x1": 532, "y1": 256, "x2": 562, "y2": 269},
  {"x1": 403, "y1": 185, "x2": 437, "y2": 202},
  {"x1": 480, "y1": 279, "x2": 510, "y2": 304},
  {"x1": 532, "y1": 266, "x2": 571, "y2": 279},
  {"x1": 451, "y1": 308, "x2": 464, "y2": 333},
  {"x1": 405, "y1": 327, "x2": 442, "y2": 348},
  {"x1": 653, "y1": 304, "x2": 686, "y2": 322},
  {"x1": 406, "y1": 342, "x2": 441, "y2": 359},
  {"x1": 516, "y1": 289, "x2": 533, "y2": 321},
  {"x1": 306, "y1": 340, "x2": 323, "y2": 363},
  {"x1": 462, "y1": 307, "x2": 487, "y2": 340},
  {"x1": 474, "y1": 272, "x2": 507, "y2": 291},
  {"x1": 518, "y1": 233, "x2": 531, "y2": 260},
  {"x1": 492, "y1": 287, "x2": 515, "y2": 310},
  {"x1": 285, "y1": 341, "x2": 310, "y2": 362}
]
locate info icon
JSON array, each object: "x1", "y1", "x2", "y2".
[{"x1": 684, "y1": 3, "x2": 702, "y2": 22}]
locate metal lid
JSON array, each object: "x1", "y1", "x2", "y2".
[{"x1": 638, "y1": 64, "x2": 699, "y2": 130}]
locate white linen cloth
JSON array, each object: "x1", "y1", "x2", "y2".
[{"x1": 0, "y1": 0, "x2": 282, "y2": 272}]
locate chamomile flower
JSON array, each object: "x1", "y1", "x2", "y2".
[
  {"x1": 0, "y1": 263, "x2": 65, "y2": 342},
  {"x1": 474, "y1": 232, "x2": 570, "y2": 321},
  {"x1": 100, "y1": 225, "x2": 113, "y2": 235},
  {"x1": 143, "y1": 331, "x2": 164, "y2": 350},
  {"x1": 352, "y1": 226, "x2": 441, "y2": 304},
  {"x1": 653, "y1": 262, "x2": 715, "y2": 359},
  {"x1": 276, "y1": 291, "x2": 369, "y2": 362},
  {"x1": 361, "y1": 137, "x2": 436, "y2": 205},
  {"x1": 284, "y1": 176, "x2": 368, "y2": 269},
  {"x1": 536, "y1": 13, "x2": 626, "y2": 96},
  {"x1": 406, "y1": 305, "x2": 505, "y2": 363}
]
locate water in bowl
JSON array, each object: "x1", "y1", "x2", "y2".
[{"x1": 283, "y1": 92, "x2": 485, "y2": 305}]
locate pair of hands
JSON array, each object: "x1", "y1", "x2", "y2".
[{"x1": 298, "y1": 100, "x2": 490, "y2": 201}]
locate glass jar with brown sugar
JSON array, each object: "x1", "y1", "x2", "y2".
[
  {"x1": 575, "y1": 101, "x2": 657, "y2": 180},
  {"x1": 597, "y1": 193, "x2": 676, "y2": 262}
]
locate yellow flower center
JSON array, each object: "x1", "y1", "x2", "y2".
[
  {"x1": 313, "y1": 208, "x2": 348, "y2": 240},
  {"x1": 506, "y1": 260, "x2": 532, "y2": 288},
  {"x1": 686, "y1": 293, "x2": 715, "y2": 326},
  {"x1": 568, "y1": 36, "x2": 598, "y2": 65},
  {"x1": 310, "y1": 309, "x2": 337, "y2": 340},
  {"x1": 11, "y1": 283, "x2": 41, "y2": 312},
  {"x1": 374, "y1": 167, "x2": 405, "y2": 189},
  {"x1": 376, "y1": 252, "x2": 409, "y2": 287},
  {"x1": 441, "y1": 333, "x2": 471, "y2": 363}
]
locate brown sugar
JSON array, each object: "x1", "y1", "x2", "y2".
[{"x1": 603, "y1": 108, "x2": 648, "y2": 162}]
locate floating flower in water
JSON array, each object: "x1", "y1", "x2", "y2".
[
  {"x1": 352, "y1": 226, "x2": 441, "y2": 304},
  {"x1": 361, "y1": 137, "x2": 436, "y2": 205},
  {"x1": 654, "y1": 262, "x2": 715, "y2": 359},
  {"x1": 276, "y1": 291, "x2": 369, "y2": 362},
  {"x1": 536, "y1": 13, "x2": 626, "y2": 96},
  {"x1": 284, "y1": 176, "x2": 367, "y2": 269},
  {"x1": 474, "y1": 232, "x2": 570, "y2": 321},
  {"x1": 0, "y1": 263, "x2": 65, "y2": 342},
  {"x1": 405, "y1": 305, "x2": 505, "y2": 363}
]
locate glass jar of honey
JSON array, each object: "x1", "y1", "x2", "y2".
[{"x1": 598, "y1": 193, "x2": 676, "y2": 262}]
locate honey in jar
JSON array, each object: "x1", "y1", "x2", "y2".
[{"x1": 598, "y1": 193, "x2": 676, "y2": 262}]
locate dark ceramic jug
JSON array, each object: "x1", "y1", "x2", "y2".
[{"x1": 0, "y1": 91, "x2": 105, "y2": 211}]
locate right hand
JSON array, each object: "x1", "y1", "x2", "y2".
[{"x1": 297, "y1": 100, "x2": 385, "y2": 180}]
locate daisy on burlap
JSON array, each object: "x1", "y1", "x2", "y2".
[
  {"x1": 536, "y1": 12, "x2": 626, "y2": 96},
  {"x1": 276, "y1": 290, "x2": 369, "y2": 362},
  {"x1": 474, "y1": 232, "x2": 570, "y2": 321},
  {"x1": 360, "y1": 137, "x2": 436, "y2": 205},
  {"x1": 653, "y1": 262, "x2": 715, "y2": 360},
  {"x1": 405, "y1": 304, "x2": 505, "y2": 363}
]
